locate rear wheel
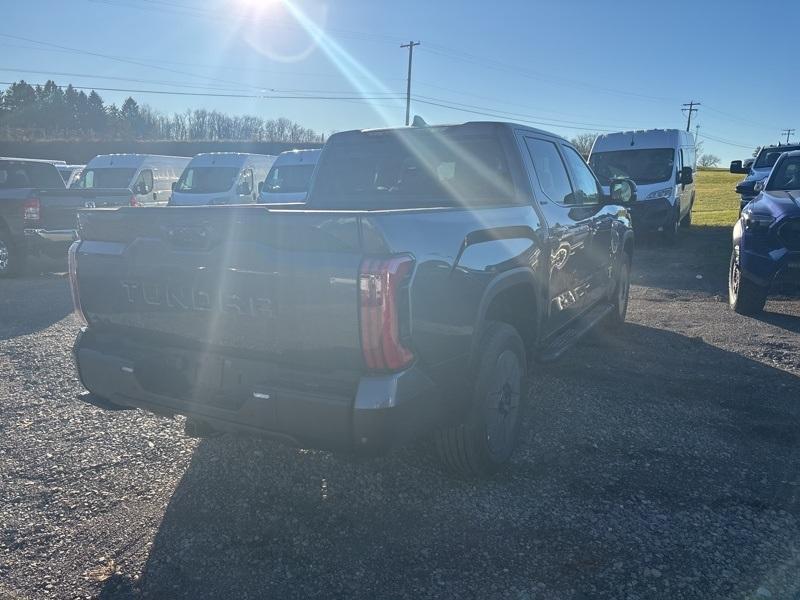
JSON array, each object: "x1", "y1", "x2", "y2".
[
  {"x1": 729, "y1": 250, "x2": 767, "y2": 315},
  {"x1": 435, "y1": 322, "x2": 527, "y2": 478},
  {"x1": 0, "y1": 230, "x2": 25, "y2": 278}
]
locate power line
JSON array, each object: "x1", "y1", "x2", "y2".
[{"x1": 400, "y1": 41, "x2": 420, "y2": 126}]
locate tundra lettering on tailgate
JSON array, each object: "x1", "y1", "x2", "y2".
[{"x1": 121, "y1": 281, "x2": 275, "y2": 318}]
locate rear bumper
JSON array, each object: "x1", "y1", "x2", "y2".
[
  {"x1": 73, "y1": 329, "x2": 443, "y2": 454},
  {"x1": 628, "y1": 198, "x2": 675, "y2": 231}
]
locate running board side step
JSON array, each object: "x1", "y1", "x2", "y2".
[
  {"x1": 76, "y1": 391, "x2": 135, "y2": 411},
  {"x1": 538, "y1": 303, "x2": 613, "y2": 363}
]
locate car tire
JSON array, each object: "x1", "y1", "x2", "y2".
[
  {"x1": 680, "y1": 198, "x2": 693, "y2": 227},
  {"x1": 604, "y1": 257, "x2": 631, "y2": 330},
  {"x1": 728, "y1": 250, "x2": 767, "y2": 315},
  {"x1": 0, "y1": 230, "x2": 26, "y2": 278},
  {"x1": 435, "y1": 321, "x2": 527, "y2": 478},
  {"x1": 661, "y1": 205, "x2": 680, "y2": 245}
]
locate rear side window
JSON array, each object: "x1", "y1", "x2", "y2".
[
  {"x1": 0, "y1": 162, "x2": 64, "y2": 189},
  {"x1": 524, "y1": 138, "x2": 573, "y2": 205},
  {"x1": 310, "y1": 131, "x2": 516, "y2": 209}
]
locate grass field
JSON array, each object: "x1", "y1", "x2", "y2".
[{"x1": 692, "y1": 168, "x2": 742, "y2": 226}]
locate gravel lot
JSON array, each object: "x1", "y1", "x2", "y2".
[{"x1": 2, "y1": 227, "x2": 799, "y2": 600}]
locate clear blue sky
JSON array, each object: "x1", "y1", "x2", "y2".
[{"x1": 2, "y1": 0, "x2": 797, "y2": 162}]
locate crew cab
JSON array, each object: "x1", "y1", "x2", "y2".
[
  {"x1": 69, "y1": 122, "x2": 635, "y2": 476},
  {"x1": 0, "y1": 158, "x2": 67, "y2": 276},
  {"x1": 729, "y1": 150, "x2": 800, "y2": 314},
  {"x1": 731, "y1": 144, "x2": 800, "y2": 209}
]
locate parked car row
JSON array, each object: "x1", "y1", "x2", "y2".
[{"x1": 0, "y1": 149, "x2": 321, "y2": 276}]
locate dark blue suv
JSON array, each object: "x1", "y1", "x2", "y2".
[{"x1": 729, "y1": 150, "x2": 800, "y2": 314}]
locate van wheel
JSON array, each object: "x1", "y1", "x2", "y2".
[
  {"x1": 729, "y1": 251, "x2": 767, "y2": 315},
  {"x1": 661, "y1": 206, "x2": 679, "y2": 245},
  {"x1": 435, "y1": 321, "x2": 527, "y2": 478},
  {"x1": 0, "y1": 231, "x2": 25, "y2": 278},
  {"x1": 680, "y1": 198, "x2": 693, "y2": 227}
]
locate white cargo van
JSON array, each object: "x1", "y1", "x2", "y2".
[
  {"x1": 258, "y1": 149, "x2": 321, "y2": 204},
  {"x1": 74, "y1": 154, "x2": 190, "y2": 206},
  {"x1": 589, "y1": 129, "x2": 696, "y2": 241},
  {"x1": 170, "y1": 153, "x2": 276, "y2": 206}
]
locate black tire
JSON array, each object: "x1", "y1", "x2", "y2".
[
  {"x1": 604, "y1": 257, "x2": 631, "y2": 330},
  {"x1": 661, "y1": 205, "x2": 680, "y2": 245},
  {"x1": 680, "y1": 198, "x2": 693, "y2": 227},
  {"x1": 0, "y1": 230, "x2": 26, "y2": 278},
  {"x1": 728, "y1": 250, "x2": 767, "y2": 315},
  {"x1": 435, "y1": 321, "x2": 527, "y2": 478}
]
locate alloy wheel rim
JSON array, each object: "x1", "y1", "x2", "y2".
[{"x1": 485, "y1": 349, "x2": 521, "y2": 459}]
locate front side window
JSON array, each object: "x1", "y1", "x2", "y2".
[
  {"x1": 238, "y1": 169, "x2": 254, "y2": 195},
  {"x1": 589, "y1": 148, "x2": 675, "y2": 185},
  {"x1": 562, "y1": 145, "x2": 600, "y2": 205},
  {"x1": 134, "y1": 169, "x2": 154, "y2": 194},
  {"x1": 767, "y1": 156, "x2": 800, "y2": 191},
  {"x1": 524, "y1": 138, "x2": 573, "y2": 205}
]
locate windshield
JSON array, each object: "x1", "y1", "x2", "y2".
[
  {"x1": 755, "y1": 146, "x2": 800, "y2": 169},
  {"x1": 766, "y1": 156, "x2": 800, "y2": 191},
  {"x1": 310, "y1": 131, "x2": 515, "y2": 209},
  {"x1": 79, "y1": 168, "x2": 137, "y2": 189},
  {"x1": 175, "y1": 167, "x2": 239, "y2": 194},
  {"x1": 589, "y1": 148, "x2": 675, "y2": 185},
  {"x1": 263, "y1": 164, "x2": 315, "y2": 195},
  {"x1": 0, "y1": 161, "x2": 65, "y2": 189}
]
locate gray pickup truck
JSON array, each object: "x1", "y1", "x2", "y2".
[{"x1": 70, "y1": 122, "x2": 636, "y2": 476}]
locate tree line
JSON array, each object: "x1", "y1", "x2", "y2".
[{"x1": 0, "y1": 80, "x2": 323, "y2": 143}]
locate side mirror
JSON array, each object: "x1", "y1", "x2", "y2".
[
  {"x1": 609, "y1": 178, "x2": 637, "y2": 205},
  {"x1": 171, "y1": 181, "x2": 177, "y2": 192},
  {"x1": 257, "y1": 181, "x2": 264, "y2": 194},
  {"x1": 680, "y1": 166, "x2": 694, "y2": 185},
  {"x1": 730, "y1": 160, "x2": 748, "y2": 174},
  {"x1": 754, "y1": 179, "x2": 765, "y2": 194}
]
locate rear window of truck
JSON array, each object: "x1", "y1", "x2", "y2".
[
  {"x1": 0, "y1": 161, "x2": 64, "y2": 189},
  {"x1": 309, "y1": 131, "x2": 516, "y2": 209}
]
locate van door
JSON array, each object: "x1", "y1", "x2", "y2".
[{"x1": 677, "y1": 148, "x2": 692, "y2": 219}]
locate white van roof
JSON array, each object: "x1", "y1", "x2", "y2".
[
  {"x1": 273, "y1": 148, "x2": 322, "y2": 166},
  {"x1": 592, "y1": 129, "x2": 694, "y2": 153},
  {"x1": 85, "y1": 154, "x2": 190, "y2": 169},
  {"x1": 186, "y1": 152, "x2": 276, "y2": 168}
]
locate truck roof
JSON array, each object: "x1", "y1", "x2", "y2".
[
  {"x1": 331, "y1": 121, "x2": 569, "y2": 144},
  {"x1": 0, "y1": 157, "x2": 66, "y2": 165},
  {"x1": 592, "y1": 129, "x2": 694, "y2": 152}
]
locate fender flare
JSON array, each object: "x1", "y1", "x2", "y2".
[{"x1": 470, "y1": 266, "x2": 544, "y2": 361}]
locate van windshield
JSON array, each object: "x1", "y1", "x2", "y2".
[
  {"x1": 754, "y1": 146, "x2": 800, "y2": 169},
  {"x1": 80, "y1": 168, "x2": 137, "y2": 189},
  {"x1": 310, "y1": 130, "x2": 515, "y2": 209},
  {"x1": 590, "y1": 148, "x2": 675, "y2": 185},
  {"x1": 264, "y1": 164, "x2": 315, "y2": 194},
  {"x1": 175, "y1": 167, "x2": 239, "y2": 194}
]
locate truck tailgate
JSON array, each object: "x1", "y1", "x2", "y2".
[{"x1": 75, "y1": 206, "x2": 365, "y2": 373}]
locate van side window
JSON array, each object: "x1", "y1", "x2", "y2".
[
  {"x1": 524, "y1": 138, "x2": 574, "y2": 205},
  {"x1": 561, "y1": 145, "x2": 601, "y2": 205},
  {"x1": 136, "y1": 169, "x2": 154, "y2": 194},
  {"x1": 239, "y1": 169, "x2": 254, "y2": 195}
]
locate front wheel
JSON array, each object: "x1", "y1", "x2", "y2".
[
  {"x1": 680, "y1": 198, "x2": 693, "y2": 227},
  {"x1": 728, "y1": 250, "x2": 767, "y2": 315},
  {"x1": 661, "y1": 205, "x2": 680, "y2": 245},
  {"x1": 604, "y1": 258, "x2": 631, "y2": 330},
  {"x1": 435, "y1": 321, "x2": 527, "y2": 478}
]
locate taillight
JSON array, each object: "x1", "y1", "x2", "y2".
[
  {"x1": 67, "y1": 242, "x2": 88, "y2": 326},
  {"x1": 129, "y1": 194, "x2": 138, "y2": 207},
  {"x1": 23, "y1": 196, "x2": 40, "y2": 221},
  {"x1": 359, "y1": 255, "x2": 414, "y2": 371}
]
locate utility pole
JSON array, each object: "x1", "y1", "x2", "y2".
[
  {"x1": 695, "y1": 124, "x2": 700, "y2": 142},
  {"x1": 682, "y1": 100, "x2": 700, "y2": 132},
  {"x1": 401, "y1": 41, "x2": 420, "y2": 126},
  {"x1": 781, "y1": 128, "x2": 795, "y2": 144}
]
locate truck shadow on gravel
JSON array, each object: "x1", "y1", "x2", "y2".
[
  {"x1": 99, "y1": 323, "x2": 800, "y2": 600},
  {"x1": 0, "y1": 263, "x2": 72, "y2": 341}
]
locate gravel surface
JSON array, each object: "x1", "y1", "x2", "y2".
[{"x1": 1, "y1": 228, "x2": 799, "y2": 600}]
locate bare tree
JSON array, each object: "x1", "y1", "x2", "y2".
[
  {"x1": 698, "y1": 154, "x2": 720, "y2": 168},
  {"x1": 570, "y1": 133, "x2": 599, "y2": 159}
]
